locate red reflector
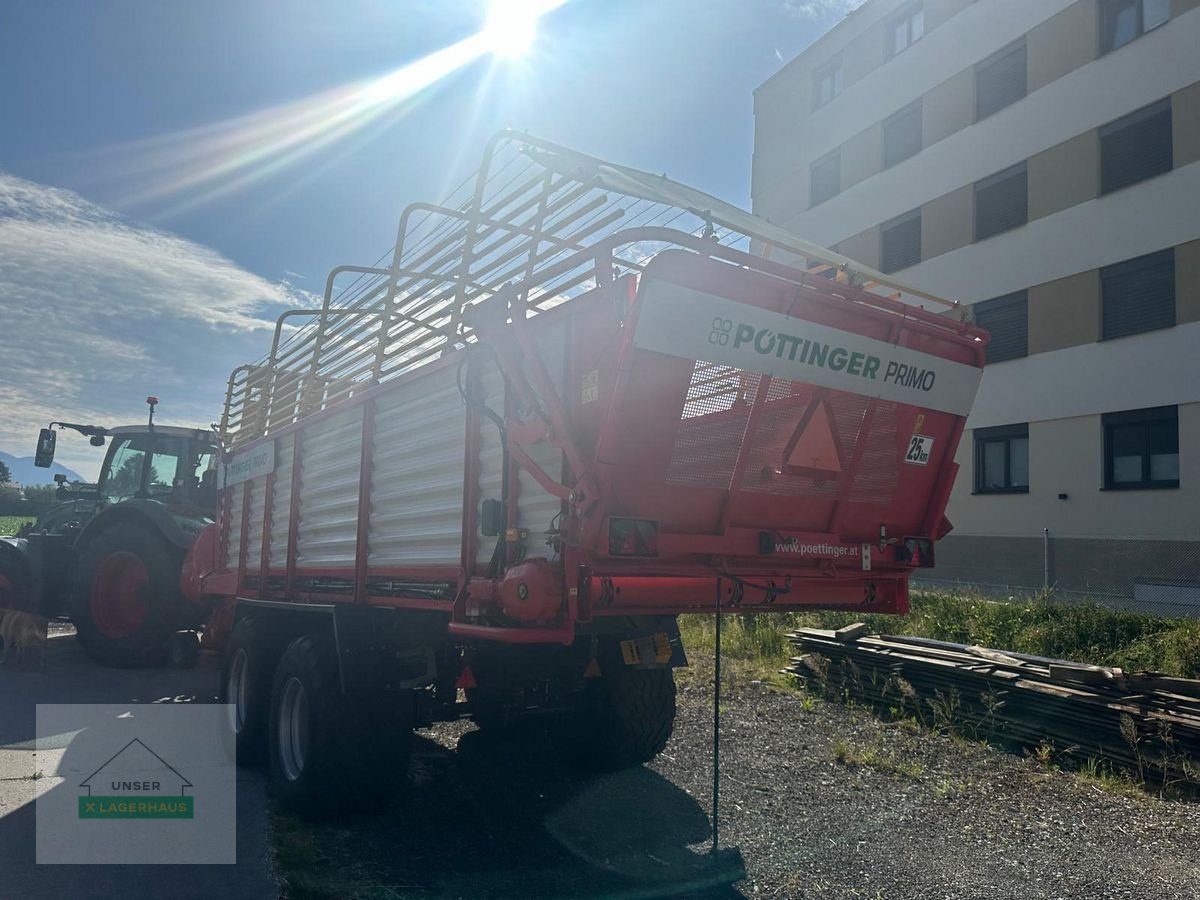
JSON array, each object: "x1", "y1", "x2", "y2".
[
  {"x1": 783, "y1": 399, "x2": 843, "y2": 474},
  {"x1": 608, "y1": 518, "x2": 659, "y2": 557},
  {"x1": 455, "y1": 665, "x2": 477, "y2": 690},
  {"x1": 901, "y1": 537, "x2": 935, "y2": 568}
]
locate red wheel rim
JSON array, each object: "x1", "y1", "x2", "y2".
[{"x1": 90, "y1": 552, "x2": 149, "y2": 639}]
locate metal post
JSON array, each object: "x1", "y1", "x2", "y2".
[
  {"x1": 1043, "y1": 527, "x2": 1050, "y2": 592},
  {"x1": 711, "y1": 576, "x2": 722, "y2": 856}
]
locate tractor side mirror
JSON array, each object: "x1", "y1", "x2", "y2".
[{"x1": 35, "y1": 428, "x2": 56, "y2": 468}]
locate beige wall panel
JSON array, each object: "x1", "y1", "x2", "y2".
[
  {"x1": 1172, "y1": 81, "x2": 1200, "y2": 168},
  {"x1": 841, "y1": 21, "x2": 886, "y2": 88},
  {"x1": 922, "y1": 185, "x2": 974, "y2": 260},
  {"x1": 1028, "y1": 131, "x2": 1100, "y2": 222},
  {"x1": 834, "y1": 227, "x2": 881, "y2": 270},
  {"x1": 923, "y1": 69, "x2": 975, "y2": 148},
  {"x1": 1028, "y1": 270, "x2": 1100, "y2": 354},
  {"x1": 1177, "y1": 240, "x2": 1200, "y2": 325},
  {"x1": 842, "y1": 122, "x2": 883, "y2": 189},
  {"x1": 1027, "y1": 1, "x2": 1098, "y2": 93}
]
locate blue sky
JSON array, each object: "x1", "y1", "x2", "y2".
[{"x1": 0, "y1": 0, "x2": 862, "y2": 476}]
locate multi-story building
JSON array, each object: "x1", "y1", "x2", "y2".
[{"x1": 752, "y1": 0, "x2": 1200, "y2": 609}]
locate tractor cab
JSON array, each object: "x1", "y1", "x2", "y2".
[
  {"x1": 34, "y1": 396, "x2": 220, "y2": 522},
  {"x1": 95, "y1": 426, "x2": 219, "y2": 515}
]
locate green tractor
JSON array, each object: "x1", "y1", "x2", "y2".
[{"x1": 0, "y1": 397, "x2": 219, "y2": 667}]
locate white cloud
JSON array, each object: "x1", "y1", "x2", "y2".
[
  {"x1": 0, "y1": 173, "x2": 309, "y2": 477},
  {"x1": 783, "y1": 0, "x2": 868, "y2": 21}
]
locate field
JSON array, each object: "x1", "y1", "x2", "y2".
[{"x1": 0, "y1": 515, "x2": 34, "y2": 536}]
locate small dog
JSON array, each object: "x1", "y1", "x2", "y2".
[{"x1": 0, "y1": 609, "x2": 48, "y2": 669}]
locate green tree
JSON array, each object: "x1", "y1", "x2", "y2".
[{"x1": 0, "y1": 460, "x2": 10, "y2": 485}]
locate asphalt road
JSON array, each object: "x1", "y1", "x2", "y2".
[{"x1": 0, "y1": 628, "x2": 276, "y2": 900}]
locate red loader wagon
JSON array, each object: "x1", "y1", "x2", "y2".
[{"x1": 181, "y1": 132, "x2": 986, "y2": 815}]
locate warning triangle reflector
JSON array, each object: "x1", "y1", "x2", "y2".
[
  {"x1": 455, "y1": 666, "x2": 478, "y2": 690},
  {"x1": 784, "y1": 401, "x2": 842, "y2": 474},
  {"x1": 583, "y1": 657, "x2": 602, "y2": 679}
]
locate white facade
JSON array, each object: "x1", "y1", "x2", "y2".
[{"x1": 753, "y1": 0, "x2": 1200, "y2": 600}]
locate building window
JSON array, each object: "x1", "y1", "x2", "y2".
[
  {"x1": 814, "y1": 59, "x2": 844, "y2": 109},
  {"x1": 1100, "y1": 0, "x2": 1171, "y2": 55},
  {"x1": 887, "y1": 2, "x2": 925, "y2": 58},
  {"x1": 1100, "y1": 98, "x2": 1173, "y2": 195},
  {"x1": 810, "y1": 150, "x2": 841, "y2": 207},
  {"x1": 973, "y1": 290, "x2": 1027, "y2": 363},
  {"x1": 883, "y1": 101, "x2": 923, "y2": 169},
  {"x1": 1101, "y1": 247, "x2": 1175, "y2": 340},
  {"x1": 975, "y1": 39, "x2": 1027, "y2": 121},
  {"x1": 974, "y1": 162, "x2": 1028, "y2": 242},
  {"x1": 880, "y1": 209, "x2": 921, "y2": 273},
  {"x1": 974, "y1": 424, "x2": 1029, "y2": 494},
  {"x1": 1103, "y1": 406, "x2": 1179, "y2": 490}
]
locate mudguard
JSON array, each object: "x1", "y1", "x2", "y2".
[{"x1": 74, "y1": 499, "x2": 210, "y2": 555}]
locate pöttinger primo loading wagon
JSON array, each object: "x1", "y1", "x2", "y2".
[{"x1": 181, "y1": 132, "x2": 987, "y2": 814}]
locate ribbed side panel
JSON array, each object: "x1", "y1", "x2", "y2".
[
  {"x1": 476, "y1": 367, "x2": 507, "y2": 566},
  {"x1": 368, "y1": 370, "x2": 466, "y2": 567},
  {"x1": 297, "y1": 406, "x2": 363, "y2": 568},
  {"x1": 224, "y1": 487, "x2": 243, "y2": 570},
  {"x1": 269, "y1": 433, "x2": 295, "y2": 567},
  {"x1": 243, "y1": 476, "x2": 264, "y2": 568}
]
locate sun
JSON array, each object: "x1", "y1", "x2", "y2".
[{"x1": 483, "y1": 0, "x2": 563, "y2": 59}]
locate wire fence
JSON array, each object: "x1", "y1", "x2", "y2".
[{"x1": 919, "y1": 529, "x2": 1200, "y2": 618}]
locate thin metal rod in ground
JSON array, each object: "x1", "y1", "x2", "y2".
[{"x1": 712, "y1": 576, "x2": 722, "y2": 856}]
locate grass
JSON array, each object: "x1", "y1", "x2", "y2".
[
  {"x1": 0, "y1": 515, "x2": 34, "y2": 537},
  {"x1": 679, "y1": 590, "x2": 1200, "y2": 800},
  {"x1": 678, "y1": 589, "x2": 1200, "y2": 680},
  {"x1": 831, "y1": 737, "x2": 925, "y2": 780}
]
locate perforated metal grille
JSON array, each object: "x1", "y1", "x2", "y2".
[
  {"x1": 665, "y1": 361, "x2": 898, "y2": 504},
  {"x1": 665, "y1": 363, "x2": 758, "y2": 489}
]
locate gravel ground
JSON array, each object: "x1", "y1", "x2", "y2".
[
  {"x1": 275, "y1": 657, "x2": 1200, "y2": 900},
  {"x1": 661, "y1": 662, "x2": 1200, "y2": 900}
]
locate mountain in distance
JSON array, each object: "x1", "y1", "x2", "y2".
[{"x1": 0, "y1": 449, "x2": 83, "y2": 487}]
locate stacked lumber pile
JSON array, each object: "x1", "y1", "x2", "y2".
[{"x1": 787, "y1": 626, "x2": 1200, "y2": 785}]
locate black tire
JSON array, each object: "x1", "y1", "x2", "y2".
[
  {"x1": 220, "y1": 617, "x2": 278, "y2": 767},
  {"x1": 268, "y1": 633, "x2": 413, "y2": 817},
  {"x1": 71, "y1": 524, "x2": 184, "y2": 668},
  {"x1": 0, "y1": 548, "x2": 34, "y2": 613},
  {"x1": 556, "y1": 665, "x2": 677, "y2": 772}
]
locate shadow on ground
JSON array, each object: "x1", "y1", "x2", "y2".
[
  {"x1": 0, "y1": 632, "x2": 274, "y2": 899},
  {"x1": 276, "y1": 725, "x2": 746, "y2": 900}
]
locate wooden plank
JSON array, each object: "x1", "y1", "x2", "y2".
[{"x1": 833, "y1": 623, "x2": 868, "y2": 643}]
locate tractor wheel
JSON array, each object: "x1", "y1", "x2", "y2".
[
  {"x1": 268, "y1": 633, "x2": 413, "y2": 817},
  {"x1": 0, "y1": 549, "x2": 34, "y2": 613},
  {"x1": 555, "y1": 664, "x2": 677, "y2": 772},
  {"x1": 221, "y1": 617, "x2": 280, "y2": 767},
  {"x1": 72, "y1": 524, "x2": 183, "y2": 668}
]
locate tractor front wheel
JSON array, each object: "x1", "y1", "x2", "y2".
[{"x1": 72, "y1": 524, "x2": 183, "y2": 668}]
